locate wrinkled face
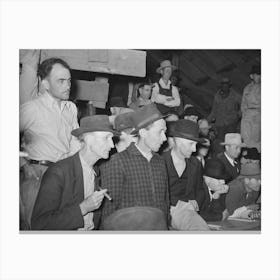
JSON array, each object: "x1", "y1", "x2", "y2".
[
  {"x1": 226, "y1": 144, "x2": 241, "y2": 159},
  {"x1": 250, "y1": 73, "x2": 261, "y2": 84},
  {"x1": 139, "y1": 85, "x2": 152, "y2": 100},
  {"x1": 184, "y1": 115, "x2": 198, "y2": 123},
  {"x1": 142, "y1": 119, "x2": 167, "y2": 152},
  {"x1": 161, "y1": 66, "x2": 172, "y2": 80},
  {"x1": 84, "y1": 131, "x2": 114, "y2": 159},
  {"x1": 174, "y1": 137, "x2": 197, "y2": 159},
  {"x1": 44, "y1": 63, "x2": 71, "y2": 101},
  {"x1": 115, "y1": 132, "x2": 136, "y2": 153},
  {"x1": 204, "y1": 176, "x2": 227, "y2": 192}
]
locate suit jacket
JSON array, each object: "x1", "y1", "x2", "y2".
[
  {"x1": 216, "y1": 152, "x2": 240, "y2": 183},
  {"x1": 31, "y1": 152, "x2": 101, "y2": 230},
  {"x1": 162, "y1": 151, "x2": 205, "y2": 208}
]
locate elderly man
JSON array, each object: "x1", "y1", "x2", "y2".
[
  {"x1": 217, "y1": 133, "x2": 246, "y2": 183},
  {"x1": 31, "y1": 115, "x2": 118, "y2": 230},
  {"x1": 100, "y1": 104, "x2": 169, "y2": 230},
  {"x1": 20, "y1": 57, "x2": 81, "y2": 228},
  {"x1": 207, "y1": 77, "x2": 241, "y2": 140},
  {"x1": 162, "y1": 119, "x2": 209, "y2": 230},
  {"x1": 151, "y1": 60, "x2": 181, "y2": 119},
  {"x1": 241, "y1": 65, "x2": 261, "y2": 152}
]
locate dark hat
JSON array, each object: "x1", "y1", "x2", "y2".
[
  {"x1": 71, "y1": 115, "x2": 120, "y2": 137},
  {"x1": 130, "y1": 103, "x2": 166, "y2": 134},
  {"x1": 250, "y1": 64, "x2": 261, "y2": 75},
  {"x1": 242, "y1": 147, "x2": 261, "y2": 160},
  {"x1": 114, "y1": 111, "x2": 135, "y2": 132},
  {"x1": 110, "y1": 96, "x2": 127, "y2": 108},
  {"x1": 197, "y1": 138, "x2": 211, "y2": 150},
  {"x1": 169, "y1": 119, "x2": 205, "y2": 143},
  {"x1": 183, "y1": 106, "x2": 202, "y2": 120},
  {"x1": 204, "y1": 158, "x2": 227, "y2": 180}
]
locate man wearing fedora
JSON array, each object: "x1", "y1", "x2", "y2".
[
  {"x1": 216, "y1": 133, "x2": 246, "y2": 184},
  {"x1": 162, "y1": 119, "x2": 209, "y2": 230},
  {"x1": 225, "y1": 147, "x2": 261, "y2": 216},
  {"x1": 241, "y1": 64, "x2": 261, "y2": 153},
  {"x1": 100, "y1": 104, "x2": 170, "y2": 230},
  {"x1": 207, "y1": 77, "x2": 241, "y2": 140},
  {"x1": 31, "y1": 115, "x2": 118, "y2": 230},
  {"x1": 199, "y1": 158, "x2": 230, "y2": 222},
  {"x1": 151, "y1": 60, "x2": 181, "y2": 119}
]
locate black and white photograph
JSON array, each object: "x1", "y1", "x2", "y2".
[
  {"x1": 1, "y1": 1, "x2": 280, "y2": 280},
  {"x1": 19, "y1": 49, "x2": 262, "y2": 232}
]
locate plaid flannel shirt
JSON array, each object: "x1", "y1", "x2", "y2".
[{"x1": 100, "y1": 143, "x2": 170, "y2": 223}]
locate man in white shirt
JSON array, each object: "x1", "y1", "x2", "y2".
[
  {"x1": 31, "y1": 115, "x2": 118, "y2": 230},
  {"x1": 20, "y1": 57, "x2": 81, "y2": 228},
  {"x1": 151, "y1": 60, "x2": 181, "y2": 120}
]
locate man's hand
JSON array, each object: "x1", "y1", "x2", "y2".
[
  {"x1": 22, "y1": 163, "x2": 39, "y2": 180},
  {"x1": 189, "y1": 200, "x2": 199, "y2": 212},
  {"x1": 79, "y1": 189, "x2": 108, "y2": 216}
]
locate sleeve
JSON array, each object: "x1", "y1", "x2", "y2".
[
  {"x1": 241, "y1": 86, "x2": 248, "y2": 114},
  {"x1": 19, "y1": 50, "x2": 40, "y2": 105},
  {"x1": 31, "y1": 166, "x2": 84, "y2": 230},
  {"x1": 68, "y1": 102, "x2": 82, "y2": 155},
  {"x1": 100, "y1": 155, "x2": 125, "y2": 226},
  {"x1": 207, "y1": 94, "x2": 218, "y2": 122},
  {"x1": 151, "y1": 83, "x2": 168, "y2": 104},
  {"x1": 20, "y1": 101, "x2": 37, "y2": 131},
  {"x1": 195, "y1": 161, "x2": 206, "y2": 208},
  {"x1": 165, "y1": 86, "x2": 180, "y2": 107}
]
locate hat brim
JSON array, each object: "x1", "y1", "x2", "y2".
[
  {"x1": 239, "y1": 174, "x2": 261, "y2": 180},
  {"x1": 71, "y1": 127, "x2": 120, "y2": 138},
  {"x1": 170, "y1": 131, "x2": 205, "y2": 144},
  {"x1": 156, "y1": 65, "x2": 177, "y2": 74}
]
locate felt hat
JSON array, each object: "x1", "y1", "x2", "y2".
[
  {"x1": 220, "y1": 133, "x2": 246, "y2": 147},
  {"x1": 71, "y1": 115, "x2": 120, "y2": 137},
  {"x1": 204, "y1": 158, "x2": 228, "y2": 180},
  {"x1": 114, "y1": 111, "x2": 135, "y2": 132},
  {"x1": 169, "y1": 119, "x2": 205, "y2": 143},
  {"x1": 156, "y1": 60, "x2": 177, "y2": 74},
  {"x1": 239, "y1": 162, "x2": 261, "y2": 179},
  {"x1": 182, "y1": 106, "x2": 202, "y2": 120},
  {"x1": 250, "y1": 64, "x2": 261, "y2": 75},
  {"x1": 130, "y1": 103, "x2": 167, "y2": 134}
]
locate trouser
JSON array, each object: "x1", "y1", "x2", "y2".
[
  {"x1": 170, "y1": 201, "x2": 209, "y2": 231},
  {"x1": 20, "y1": 164, "x2": 48, "y2": 230}
]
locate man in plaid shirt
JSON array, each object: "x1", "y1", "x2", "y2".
[{"x1": 100, "y1": 104, "x2": 170, "y2": 230}]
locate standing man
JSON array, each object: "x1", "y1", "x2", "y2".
[
  {"x1": 151, "y1": 60, "x2": 181, "y2": 119},
  {"x1": 217, "y1": 133, "x2": 246, "y2": 183},
  {"x1": 207, "y1": 78, "x2": 241, "y2": 140},
  {"x1": 100, "y1": 104, "x2": 170, "y2": 230},
  {"x1": 31, "y1": 115, "x2": 118, "y2": 230},
  {"x1": 162, "y1": 119, "x2": 209, "y2": 230},
  {"x1": 20, "y1": 57, "x2": 81, "y2": 227},
  {"x1": 241, "y1": 65, "x2": 261, "y2": 152}
]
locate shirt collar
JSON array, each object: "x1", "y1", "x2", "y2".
[
  {"x1": 159, "y1": 78, "x2": 171, "y2": 87},
  {"x1": 224, "y1": 152, "x2": 236, "y2": 167},
  {"x1": 79, "y1": 152, "x2": 96, "y2": 176},
  {"x1": 134, "y1": 142, "x2": 153, "y2": 161},
  {"x1": 43, "y1": 92, "x2": 70, "y2": 111}
]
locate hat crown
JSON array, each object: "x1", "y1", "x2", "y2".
[
  {"x1": 240, "y1": 162, "x2": 261, "y2": 177},
  {"x1": 223, "y1": 133, "x2": 243, "y2": 145},
  {"x1": 204, "y1": 159, "x2": 227, "y2": 180},
  {"x1": 160, "y1": 60, "x2": 172, "y2": 68},
  {"x1": 114, "y1": 112, "x2": 134, "y2": 132}
]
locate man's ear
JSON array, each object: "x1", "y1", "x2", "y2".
[
  {"x1": 138, "y1": 128, "x2": 147, "y2": 138},
  {"x1": 41, "y1": 79, "x2": 49, "y2": 91}
]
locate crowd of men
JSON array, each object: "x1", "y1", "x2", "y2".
[{"x1": 19, "y1": 50, "x2": 261, "y2": 230}]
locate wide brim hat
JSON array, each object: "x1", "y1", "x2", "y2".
[
  {"x1": 130, "y1": 103, "x2": 168, "y2": 134},
  {"x1": 169, "y1": 119, "x2": 206, "y2": 144},
  {"x1": 182, "y1": 106, "x2": 202, "y2": 120},
  {"x1": 156, "y1": 60, "x2": 177, "y2": 74},
  {"x1": 239, "y1": 162, "x2": 261, "y2": 179},
  {"x1": 220, "y1": 133, "x2": 246, "y2": 147},
  {"x1": 204, "y1": 158, "x2": 228, "y2": 180},
  {"x1": 71, "y1": 115, "x2": 120, "y2": 137},
  {"x1": 114, "y1": 111, "x2": 135, "y2": 132}
]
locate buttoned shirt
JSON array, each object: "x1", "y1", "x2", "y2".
[
  {"x1": 151, "y1": 78, "x2": 180, "y2": 107},
  {"x1": 78, "y1": 153, "x2": 96, "y2": 230},
  {"x1": 20, "y1": 93, "x2": 81, "y2": 162}
]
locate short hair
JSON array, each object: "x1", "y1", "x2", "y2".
[{"x1": 38, "y1": 57, "x2": 71, "y2": 80}]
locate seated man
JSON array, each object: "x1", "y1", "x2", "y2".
[
  {"x1": 129, "y1": 81, "x2": 153, "y2": 110},
  {"x1": 162, "y1": 119, "x2": 209, "y2": 230},
  {"x1": 199, "y1": 159, "x2": 230, "y2": 222},
  {"x1": 226, "y1": 148, "x2": 261, "y2": 216},
  {"x1": 31, "y1": 115, "x2": 119, "y2": 230},
  {"x1": 216, "y1": 133, "x2": 246, "y2": 183},
  {"x1": 100, "y1": 104, "x2": 169, "y2": 230}
]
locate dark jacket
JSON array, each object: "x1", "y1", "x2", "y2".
[
  {"x1": 216, "y1": 152, "x2": 240, "y2": 183},
  {"x1": 162, "y1": 151, "x2": 205, "y2": 208},
  {"x1": 31, "y1": 152, "x2": 101, "y2": 230}
]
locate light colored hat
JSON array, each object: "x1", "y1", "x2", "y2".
[
  {"x1": 198, "y1": 119, "x2": 211, "y2": 130},
  {"x1": 220, "y1": 133, "x2": 246, "y2": 147},
  {"x1": 156, "y1": 60, "x2": 177, "y2": 74}
]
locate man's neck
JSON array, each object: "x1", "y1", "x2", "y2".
[
  {"x1": 224, "y1": 151, "x2": 235, "y2": 161},
  {"x1": 46, "y1": 91, "x2": 62, "y2": 107},
  {"x1": 161, "y1": 77, "x2": 169, "y2": 85},
  {"x1": 171, "y1": 147, "x2": 185, "y2": 161},
  {"x1": 137, "y1": 138, "x2": 152, "y2": 154},
  {"x1": 79, "y1": 146, "x2": 99, "y2": 168}
]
